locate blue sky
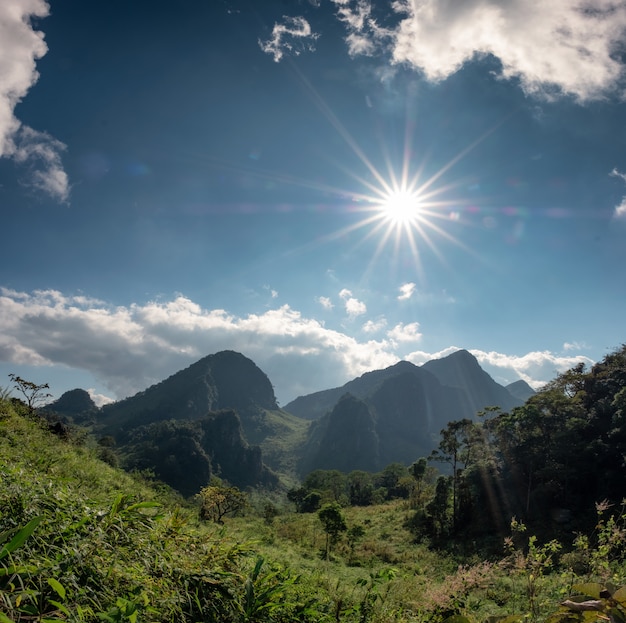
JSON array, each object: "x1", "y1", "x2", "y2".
[{"x1": 1, "y1": 0, "x2": 625, "y2": 406}]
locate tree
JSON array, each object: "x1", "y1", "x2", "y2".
[
  {"x1": 303, "y1": 470, "x2": 347, "y2": 503},
  {"x1": 198, "y1": 484, "x2": 247, "y2": 523},
  {"x1": 8, "y1": 374, "x2": 51, "y2": 413},
  {"x1": 287, "y1": 487, "x2": 321, "y2": 513},
  {"x1": 347, "y1": 470, "x2": 375, "y2": 506},
  {"x1": 376, "y1": 462, "x2": 409, "y2": 499},
  {"x1": 318, "y1": 502, "x2": 347, "y2": 560},
  {"x1": 430, "y1": 418, "x2": 483, "y2": 531},
  {"x1": 410, "y1": 458, "x2": 428, "y2": 507},
  {"x1": 262, "y1": 502, "x2": 279, "y2": 525},
  {"x1": 425, "y1": 476, "x2": 452, "y2": 538},
  {"x1": 347, "y1": 524, "x2": 366, "y2": 563}
]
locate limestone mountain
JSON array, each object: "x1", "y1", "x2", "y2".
[
  {"x1": 283, "y1": 360, "x2": 419, "y2": 421},
  {"x1": 302, "y1": 393, "x2": 380, "y2": 473},
  {"x1": 285, "y1": 350, "x2": 523, "y2": 422},
  {"x1": 100, "y1": 350, "x2": 279, "y2": 437},
  {"x1": 42, "y1": 349, "x2": 535, "y2": 490},
  {"x1": 94, "y1": 350, "x2": 294, "y2": 493},
  {"x1": 43, "y1": 388, "x2": 98, "y2": 423},
  {"x1": 123, "y1": 409, "x2": 278, "y2": 496},
  {"x1": 506, "y1": 379, "x2": 536, "y2": 402},
  {"x1": 421, "y1": 349, "x2": 524, "y2": 414},
  {"x1": 295, "y1": 351, "x2": 528, "y2": 474}
]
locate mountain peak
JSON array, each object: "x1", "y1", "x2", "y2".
[{"x1": 506, "y1": 379, "x2": 536, "y2": 402}]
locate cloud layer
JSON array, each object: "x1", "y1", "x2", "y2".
[
  {"x1": 0, "y1": 288, "x2": 593, "y2": 404},
  {"x1": 326, "y1": 0, "x2": 626, "y2": 101},
  {"x1": 0, "y1": 0, "x2": 69, "y2": 200}
]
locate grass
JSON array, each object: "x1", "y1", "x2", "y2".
[{"x1": 1, "y1": 396, "x2": 626, "y2": 623}]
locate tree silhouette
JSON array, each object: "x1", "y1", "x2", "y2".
[{"x1": 8, "y1": 374, "x2": 51, "y2": 413}]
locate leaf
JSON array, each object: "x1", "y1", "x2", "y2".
[
  {"x1": 0, "y1": 516, "x2": 43, "y2": 560},
  {"x1": 443, "y1": 616, "x2": 472, "y2": 623},
  {"x1": 572, "y1": 583, "x2": 604, "y2": 599},
  {"x1": 613, "y1": 586, "x2": 626, "y2": 605},
  {"x1": 124, "y1": 501, "x2": 161, "y2": 512},
  {"x1": 0, "y1": 614, "x2": 13, "y2": 623},
  {"x1": 47, "y1": 577, "x2": 66, "y2": 600},
  {"x1": 0, "y1": 563, "x2": 37, "y2": 577},
  {"x1": 48, "y1": 600, "x2": 71, "y2": 617}
]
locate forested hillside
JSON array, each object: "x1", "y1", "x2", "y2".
[
  {"x1": 2, "y1": 360, "x2": 626, "y2": 623},
  {"x1": 291, "y1": 344, "x2": 626, "y2": 544}
]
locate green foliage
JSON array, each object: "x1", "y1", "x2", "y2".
[
  {"x1": 287, "y1": 487, "x2": 322, "y2": 513},
  {"x1": 375, "y1": 463, "x2": 412, "y2": 500},
  {"x1": 304, "y1": 470, "x2": 347, "y2": 503},
  {"x1": 0, "y1": 385, "x2": 12, "y2": 403},
  {"x1": 3, "y1": 346, "x2": 626, "y2": 623},
  {"x1": 548, "y1": 583, "x2": 626, "y2": 623},
  {"x1": 347, "y1": 470, "x2": 378, "y2": 506},
  {"x1": 263, "y1": 502, "x2": 279, "y2": 525},
  {"x1": 318, "y1": 502, "x2": 348, "y2": 559},
  {"x1": 505, "y1": 518, "x2": 562, "y2": 619},
  {"x1": 198, "y1": 484, "x2": 248, "y2": 523}
]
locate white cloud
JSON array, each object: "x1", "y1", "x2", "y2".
[
  {"x1": 397, "y1": 282, "x2": 416, "y2": 300},
  {"x1": 330, "y1": 0, "x2": 626, "y2": 102},
  {"x1": 13, "y1": 127, "x2": 69, "y2": 201},
  {"x1": 613, "y1": 200, "x2": 626, "y2": 219},
  {"x1": 563, "y1": 341, "x2": 588, "y2": 352},
  {"x1": 0, "y1": 1, "x2": 69, "y2": 201},
  {"x1": 405, "y1": 345, "x2": 465, "y2": 366},
  {"x1": 259, "y1": 16, "x2": 320, "y2": 63},
  {"x1": 263, "y1": 285, "x2": 279, "y2": 299},
  {"x1": 362, "y1": 317, "x2": 387, "y2": 333},
  {"x1": 0, "y1": 288, "x2": 599, "y2": 405},
  {"x1": 404, "y1": 345, "x2": 593, "y2": 391},
  {"x1": 344, "y1": 298, "x2": 367, "y2": 317},
  {"x1": 387, "y1": 322, "x2": 422, "y2": 344},
  {"x1": 88, "y1": 389, "x2": 115, "y2": 407},
  {"x1": 0, "y1": 288, "x2": 396, "y2": 404},
  {"x1": 610, "y1": 168, "x2": 626, "y2": 183},
  {"x1": 339, "y1": 288, "x2": 367, "y2": 317},
  {"x1": 468, "y1": 348, "x2": 594, "y2": 390},
  {"x1": 317, "y1": 296, "x2": 334, "y2": 310},
  {"x1": 610, "y1": 168, "x2": 626, "y2": 219},
  {"x1": 331, "y1": 0, "x2": 389, "y2": 56}
]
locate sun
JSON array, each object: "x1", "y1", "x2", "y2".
[{"x1": 378, "y1": 188, "x2": 424, "y2": 227}]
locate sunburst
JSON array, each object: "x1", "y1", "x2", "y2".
[{"x1": 379, "y1": 187, "x2": 424, "y2": 227}]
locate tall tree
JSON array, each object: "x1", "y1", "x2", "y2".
[
  {"x1": 318, "y1": 503, "x2": 347, "y2": 560},
  {"x1": 430, "y1": 419, "x2": 482, "y2": 531},
  {"x1": 426, "y1": 476, "x2": 452, "y2": 538}
]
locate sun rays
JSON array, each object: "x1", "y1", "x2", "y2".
[{"x1": 274, "y1": 64, "x2": 493, "y2": 281}]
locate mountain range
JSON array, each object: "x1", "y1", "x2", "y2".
[{"x1": 44, "y1": 349, "x2": 534, "y2": 495}]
